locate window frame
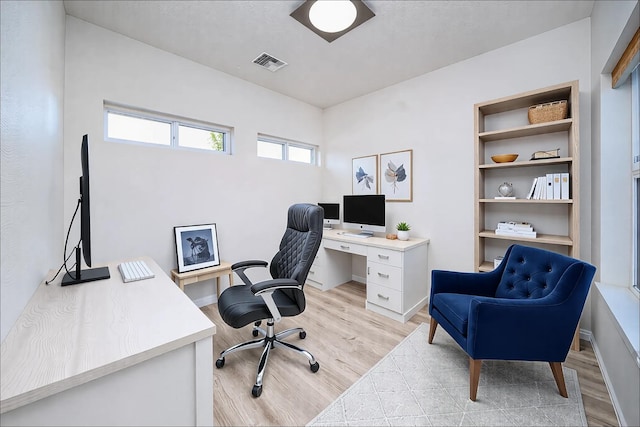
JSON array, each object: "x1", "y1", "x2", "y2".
[
  {"x1": 631, "y1": 66, "x2": 639, "y2": 293},
  {"x1": 257, "y1": 134, "x2": 317, "y2": 165},
  {"x1": 104, "y1": 103, "x2": 232, "y2": 154}
]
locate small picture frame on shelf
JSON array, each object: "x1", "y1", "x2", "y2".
[{"x1": 174, "y1": 223, "x2": 220, "y2": 273}]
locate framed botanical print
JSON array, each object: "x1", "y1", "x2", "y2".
[
  {"x1": 352, "y1": 155, "x2": 378, "y2": 195},
  {"x1": 380, "y1": 149, "x2": 413, "y2": 202}
]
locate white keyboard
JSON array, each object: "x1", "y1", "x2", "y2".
[
  {"x1": 118, "y1": 260, "x2": 155, "y2": 283},
  {"x1": 342, "y1": 232, "x2": 372, "y2": 238}
]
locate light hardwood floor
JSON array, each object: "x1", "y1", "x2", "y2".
[{"x1": 201, "y1": 281, "x2": 618, "y2": 426}]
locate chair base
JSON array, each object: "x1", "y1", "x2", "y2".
[
  {"x1": 216, "y1": 319, "x2": 319, "y2": 397},
  {"x1": 428, "y1": 318, "x2": 568, "y2": 401}
]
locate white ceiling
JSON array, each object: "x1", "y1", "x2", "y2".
[{"x1": 63, "y1": 0, "x2": 594, "y2": 109}]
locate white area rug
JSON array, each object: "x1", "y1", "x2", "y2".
[{"x1": 307, "y1": 323, "x2": 587, "y2": 426}]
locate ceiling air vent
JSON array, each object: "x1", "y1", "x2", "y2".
[{"x1": 252, "y1": 52, "x2": 288, "y2": 72}]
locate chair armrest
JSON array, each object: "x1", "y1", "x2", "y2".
[
  {"x1": 232, "y1": 260, "x2": 268, "y2": 270},
  {"x1": 466, "y1": 297, "x2": 578, "y2": 361},
  {"x1": 249, "y1": 278, "x2": 301, "y2": 322},
  {"x1": 251, "y1": 278, "x2": 301, "y2": 294},
  {"x1": 430, "y1": 245, "x2": 515, "y2": 299},
  {"x1": 232, "y1": 260, "x2": 268, "y2": 286},
  {"x1": 431, "y1": 269, "x2": 501, "y2": 298}
]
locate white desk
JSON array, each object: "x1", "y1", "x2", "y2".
[
  {"x1": 0, "y1": 257, "x2": 215, "y2": 426},
  {"x1": 307, "y1": 229, "x2": 429, "y2": 323}
]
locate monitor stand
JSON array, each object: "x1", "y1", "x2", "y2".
[{"x1": 61, "y1": 245, "x2": 111, "y2": 286}]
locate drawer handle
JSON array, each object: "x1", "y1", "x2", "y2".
[
  {"x1": 309, "y1": 270, "x2": 315, "y2": 275},
  {"x1": 378, "y1": 254, "x2": 389, "y2": 260},
  {"x1": 377, "y1": 272, "x2": 389, "y2": 278},
  {"x1": 340, "y1": 245, "x2": 350, "y2": 250},
  {"x1": 377, "y1": 293, "x2": 389, "y2": 300}
]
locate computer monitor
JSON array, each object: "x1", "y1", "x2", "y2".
[
  {"x1": 61, "y1": 134, "x2": 110, "y2": 286},
  {"x1": 343, "y1": 194, "x2": 386, "y2": 237},
  {"x1": 318, "y1": 202, "x2": 340, "y2": 228}
]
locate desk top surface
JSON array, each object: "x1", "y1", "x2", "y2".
[
  {"x1": 0, "y1": 257, "x2": 215, "y2": 413},
  {"x1": 322, "y1": 229, "x2": 429, "y2": 251}
]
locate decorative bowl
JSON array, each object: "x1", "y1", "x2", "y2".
[{"x1": 491, "y1": 153, "x2": 518, "y2": 163}]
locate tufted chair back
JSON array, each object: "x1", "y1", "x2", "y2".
[
  {"x1": 269, "y1": 204, "x2": 323, "y2": 309},
  {"x1": 495, "y1": 245, "x2": 586, "y2": 301}
]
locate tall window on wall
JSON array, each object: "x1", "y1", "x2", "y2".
[
  {"x1": 104, "y1": 103, "x2": 232, "y2": 154},
  {"x1": 257, "y1": 134, "x2": 316, "y2": 164},
  {"x1": 632, "y1": 66, "x2": 639, "y2": 292}
]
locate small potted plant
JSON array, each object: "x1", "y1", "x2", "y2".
[{"x1": 396, "y1": 222, "x2": 411, "y2": 241}]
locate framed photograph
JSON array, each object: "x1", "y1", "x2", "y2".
[
  {"x1": 352, "y1": 154, "x2": 378, "y2": 195},
  {"x1": 174, "y1": 223, "x2": 220, "y2": 273},
  {"x1": 380, "y1": 149, "x2": 413, "y2": 202}
]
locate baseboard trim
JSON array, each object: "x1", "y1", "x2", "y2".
[{"x1": 587, "y1": 333, "x2": 625, "y2": 427}]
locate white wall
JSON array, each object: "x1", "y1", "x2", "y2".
[
  {"x1": 589, "y1": 1, "x2": 639, "y2": 426},
  {"x1": 323, "y1": 19, "x2": 592, "y2": 305},
  {"x1": 0, "y1": 1, "x2": 66, "y2": 341},
  {"x1": 63, "y1": 17, "x2": 323, "y2": 304}
]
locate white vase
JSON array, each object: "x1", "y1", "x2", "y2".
[{"x1": 397, "y1": 230, "x2": 409, "y2": 241}]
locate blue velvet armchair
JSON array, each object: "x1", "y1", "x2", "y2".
[{"x1": 428, "y1": 244, "x2": 596, "y2": 401}]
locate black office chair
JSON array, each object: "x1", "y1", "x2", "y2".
[{"x1": 215, "y1": 203, "x2": 323, "y2": 397}]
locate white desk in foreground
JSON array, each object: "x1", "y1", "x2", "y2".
[
  {"x1": 0, "y1": 257, "x2": 215, "y2": 426},
  {"x1": 307, "y1": 229, "x2": 430, "y2": 322}
]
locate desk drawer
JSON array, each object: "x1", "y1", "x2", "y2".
[
  {"x1": 367, "y1": 247, "x2": 402, "y2": 267},
  {"x1": 323, "y1": 239, "x2": 367, "y2": 256},
  {"x1": 367, "y1": 262, "x2": 402, "y2": 291},
  {"x1": 307, "y1": 264, "x2": 325, "y2": 284},
  {"x1": 312, "y1": 247, "x2": 326, "y2": 267},
  {"x1": 367, "y1": 283, "x2": 402, "y2": 313}
]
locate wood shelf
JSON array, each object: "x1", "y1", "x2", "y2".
[
  {"x1": 478, "y1": 261, "x2": 495, "y2": 272},
  {"x1": 475, "y1": 80, "x2": 579, "y2": 273},
  {"x1": 479, "y1": 230, "x2": 573, "y2": 246},
  {"x1": 479, "y1": 157, "x2": 573, "y2": 169},
  {"x1": 479, "y1": 119, "x2": 573, "y2": 142}
]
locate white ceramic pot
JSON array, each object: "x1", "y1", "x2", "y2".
[{"x1": 397, "y1": 230, "x2": 409, "y2": 241}]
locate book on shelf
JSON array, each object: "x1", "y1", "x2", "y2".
[
  {"x1": 530, "y1": 148, "x2": 560, "y2": 160},
  {"x1": 496, "y1": 221, "x2": 533, "y2": 231},
  {"x1": 546, "y1": 173, "x2": 554, "y2": 199},
  {"x1": 525, "y1": 174, "x2": 570, "y2": 200},
  {"x1": 526, "y1": 177, "x2": 538, "y2": 199},
  {"x1": 495, "y1": 229, "x2": 537, "y2": 238},
  {"x1": 561, "y1": 172, "x2": 570, "y2": 199},
  {"x1": 496, "y1": 221, "x2": 536, "y2": 238}
]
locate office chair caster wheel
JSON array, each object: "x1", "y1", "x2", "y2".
[
  {"x1": 252, "y1": 385, "x2": 262, "y2": 398},
  {"x1": 310, "y1": 361, "x2": 319, "y2": 373},
  {"x1": 215, "y1": 358, "x2": 225, "y2": 369},
  {"x1": 252, "y1": 329, "x2": 259, "y2": 337},
  {"x1": 299, "y1": 331, "x2": 306, "y2": 339}
]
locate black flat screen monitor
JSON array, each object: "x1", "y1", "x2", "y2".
[
  {"x1": 61, "y1": 134, "x2": 110, "y2": 286},
  {"x1": 343, "y1": 194, "x2": 385, "y2": 236},
  {"x1": 318, "y1": 202, "x2": 340, "y2": 227}
]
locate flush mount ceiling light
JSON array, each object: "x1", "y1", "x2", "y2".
[{"x1": 290, "y1": 0, "x2": 375, "y2": 43}]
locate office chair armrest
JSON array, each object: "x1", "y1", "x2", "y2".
[
  {"x1": 232, "y1": 260, "x2": 268, "y2": 270},
  {"x1": 232, "y1": 260, "x2": 269, "y2": 286},
  {"x1": 250, "y1": 278, "x2": 300, "y2": 322},
  {"x1": 251, "y1": 278, "x2": 301, "y2": 294}
]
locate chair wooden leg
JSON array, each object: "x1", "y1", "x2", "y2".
[
  {"x1": 428, "y1": 318, "x2": 438, "y2": 344},
  {"x1": 549, "y1": 362, "x2": 568, "y2": 398},
  {"x1": 469, "y1": 358, "x2": 482, "y2": 401}
]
